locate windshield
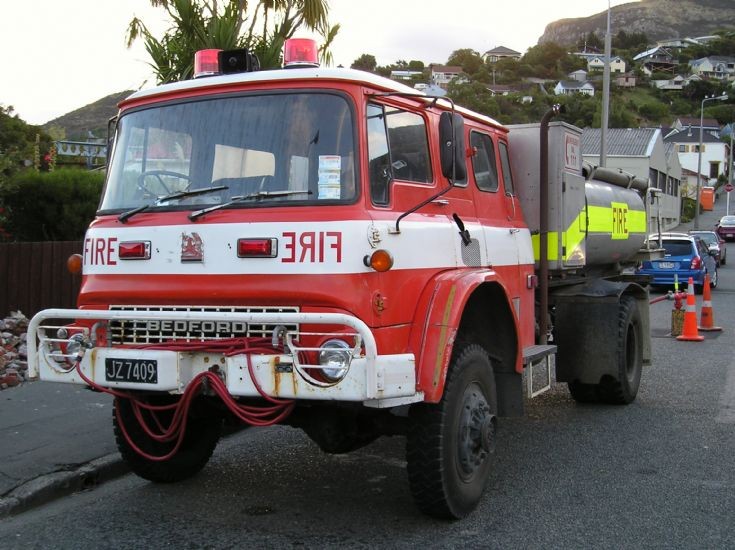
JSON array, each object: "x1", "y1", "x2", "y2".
[{"x1": 101, "y1": 92, "x2": 357, "y2": 212}]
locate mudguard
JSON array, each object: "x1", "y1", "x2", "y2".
[{"x1": 409, "y1": 269, "x2": 521, "y2": 403}]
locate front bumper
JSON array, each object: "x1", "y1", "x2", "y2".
[{"x1": 28, "y1": 309, "x2": 422, "y2": 409}]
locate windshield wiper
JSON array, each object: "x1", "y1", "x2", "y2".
[
  {"x1": 118, "y1": 185, "x2": 229, "y2": 223},
  {"x1": 188, "y1": 190, "x2": 313, "y2": 221}
]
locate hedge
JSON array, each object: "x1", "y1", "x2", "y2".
[{"x1": 0, "y1": 169, "x2": 104, "y2": 241}]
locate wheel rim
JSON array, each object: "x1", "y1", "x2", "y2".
[{"x1": 457, "y1": 382, "x2": 496, "y2": 480}]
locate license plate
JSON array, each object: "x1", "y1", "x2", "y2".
[
  {"x1": 105, "y1": 358, "x2": 158, "y2": 384},
  {"x1": 658, "y1": 261, "x2": 675, "y2": 269}
]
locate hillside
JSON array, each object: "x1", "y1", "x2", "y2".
[
  {"x1": 539, "y1": 0, "x2": 735, "y2": 46},
  {"x1": 42, "y1": 90, "x2": 132, "y2": 140}
]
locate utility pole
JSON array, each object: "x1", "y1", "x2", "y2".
[
  {"x1": 695, "y1": 93, "x2": 728, "y2": 229},
  {"x1": 600, "y1": 0, "x2": 611, "y2": 167}
]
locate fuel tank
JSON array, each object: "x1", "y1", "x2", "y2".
[{"x1": 508, "y1": 121, "x2": 648, "y2": 272}]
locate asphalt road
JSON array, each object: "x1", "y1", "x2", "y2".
[{"x1": 1, "y1": 202, "x2": 733, "y2": 549}]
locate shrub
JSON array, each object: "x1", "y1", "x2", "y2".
[{"x1": 0, "y1": 169, "x2": 104, "y2": 241}]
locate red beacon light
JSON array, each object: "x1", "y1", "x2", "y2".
[
  {"x1": 194, "y1": 49, "x2": 222, "y2": 78},
  {"x1": 283, "y1": 38, "x2": 320, "y2": 68}
]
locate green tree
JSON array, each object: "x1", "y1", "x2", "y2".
[
  {"x1": 0, "y1": 106, "x2": 52, "y2": 179},
  {"x1": 351, "y1": 53, "x2": 377, "y2": 72},
  {"x1": 446, "y1": 48, "x2": 483, "y2": 75},
  {"x1": 127, "y1": 0, "x2": 339, "y2": 82},
  {"x1": 575, "y1": 32, "x2": 603, "y2": 52}
]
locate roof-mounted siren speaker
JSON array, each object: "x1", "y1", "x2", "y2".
[
  {"x1": 219, "y1": 49, "x2": 260, "y2": 74},
  {"x1": 193, "y1": 48, "x2": 260, "y2": 78},
  {"x1": 283, "y1": 38, "x2": 320, "y2": 68}
]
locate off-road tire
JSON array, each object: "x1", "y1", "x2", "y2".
[
  {"x1": 596, "y1": 295, "x2": 643, "y2": 405},
  {"x1": 113, "y1": 396, "x2": 222, "y2": 483},
  {"x1": 567, "y1": 380, "x2": 600, "y2": 403},
  {"x1": 406, "y1": 344, "x2": 497, "y2": 519}
]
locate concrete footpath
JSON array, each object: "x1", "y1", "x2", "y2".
[
  {"x1": 0, "y1": 192, "x2": 729, "y2": 518},
  {"x1": 0, "y1": 381, "x2": 126, "y2": 517}
]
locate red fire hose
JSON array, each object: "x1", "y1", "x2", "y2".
[{"x1": 73, "y1": 337, "x2": 295, "y2": 461}]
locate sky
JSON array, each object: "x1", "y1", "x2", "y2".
[{"x1": 1, "y1": 0, "x2": 635, "y2": 126}]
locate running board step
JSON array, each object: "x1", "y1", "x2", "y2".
[{"x1": 522, "y1": 344, "x2": 557, "y2": 398}]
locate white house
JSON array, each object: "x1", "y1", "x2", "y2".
[
  {"x1": 554, "y1": 81, "x2": 594, "y2": 96},
  {"x1": 568, "y1": 69, "x2": 588, "y2": 82},
  {"x1": 689, "y1": 56, "x2": 735, "y2": 80},
  {"x1": 483, "y1": 46, "x2": 521, "y2": 63},
  {"x1": 651, "y1": 75, "x2": 685, "y2": 90},
  {"x1": 430, "y1": 65, "x2": 464, "y2": 89},
  {"x1": 390, "y1": 70, "x2": 423, "y2": 81},
  {"x1": 664, "y1": 126, "x2": 729, "y2": 186},
  {"x1": 587, "y1": 55, "x2": 626, "y2": 73}
]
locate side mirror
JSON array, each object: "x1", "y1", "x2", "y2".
[{"x1": 439, "y1": 112, "x2": 466, "y2": 182}]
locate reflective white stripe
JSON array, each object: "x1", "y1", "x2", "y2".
[{"x1": 82, "y1": 220, "x2": 533, "y2": 275}]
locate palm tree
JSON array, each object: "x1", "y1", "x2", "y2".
[{"x1": 127, "y1": 0, "x2": 337, "y2": 83}]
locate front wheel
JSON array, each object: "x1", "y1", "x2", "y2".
[
  {"x1": 406, "y1": 344, "x2": 497, "y2": 519},
  {"x1": 113, "y1": 395, "x2": 222, "y2": 483}
]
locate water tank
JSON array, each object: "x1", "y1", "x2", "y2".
[{"x1": 508, "y1": 121, "x2": 648, "y2": 271}]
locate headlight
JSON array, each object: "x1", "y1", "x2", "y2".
[
  {"x1": 66, "y1": 333, "x2": 89, "y2": 359},
  {"x1": 318, "y1": 339, "x2": 352, "y2": 381}
]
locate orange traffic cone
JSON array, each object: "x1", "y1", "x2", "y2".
[
  {"x1": 677, "y1": 277, "x2": 704, "y2": 342},
  {"x1": 698, "y1": 274, "x2": 722, "y2": 332}
]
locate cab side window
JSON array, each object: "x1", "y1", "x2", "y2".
[
  {"x1": 498, "y1": 140, "x2": 515, "y2": 195},
  {"x1": 470, "y1": 131, "x2": 498, "y2": 192},
  {"x1": 367, "y1": 103, "x2": 432, "y2": 205}
]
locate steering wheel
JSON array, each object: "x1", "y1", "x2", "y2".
[{"x1": 137, "y1": 170, "x2": 192, "y2": 197}]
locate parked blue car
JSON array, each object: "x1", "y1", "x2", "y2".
[{"x1": 637, "y1": 232, "x2": 718, "y2": 294}]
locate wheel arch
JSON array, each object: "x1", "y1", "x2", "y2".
[{"x1": 412, "y1": 271, "x2": 521, "y2": 414}]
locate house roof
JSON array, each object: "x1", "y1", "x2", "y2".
[
  {"x1": 634, "y1": 46, "x2": 673, "y2": 61},
  {"x1": 581, "y1": 128, "x2": 660, "y2": 157},
  {"x1": 674, "y1": 117, "x2": 720, "y2": 129},
  {"x1": 663, "y1": 128, "x2": 723, "y2": 144},
  {"x1": 690, "y1": 55, "x2": 735, "y2": 65},
  {"x1": 557, "y1": 80, "x2": 592, "y2": 89},
  {"x1": 589, "y1": 56, "x2": 623, "y2": 63},
  {"x1": 484, "y1": 46, "x2": 521, "y2": 56},
  {"x1": 486, "y1": 84, "x2": 518, "y2": 93},
  {"x1": 431, "y1": 65, "x2": 462, "y2": 73}
]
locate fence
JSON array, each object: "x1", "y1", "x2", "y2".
[{"x1": 0, "y1": 241, "x2": 83, "y2": 318}]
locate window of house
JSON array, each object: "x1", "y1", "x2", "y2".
[
  {"x1": 470, "y1": 131, "x2": 499, "y2": 192},
  {"x1": 367, "y1": 103, "x2": 432, "y2": 205},
  {"x1": 678, "y1": 144, "x2": 687, "y2": 153},
  {"x1": 709, "y1": 161, "x2": 720, "y2": 179}
]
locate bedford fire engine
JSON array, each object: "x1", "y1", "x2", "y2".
[{"x1": 28, "y1": 39, "x2": 653, "y2": 519}]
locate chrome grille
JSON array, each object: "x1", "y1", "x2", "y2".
[{"x1": 108, "y1": 305, "x2": 300, "y2": 345}]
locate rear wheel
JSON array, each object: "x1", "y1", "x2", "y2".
[
  {"x1": 568, "y1": 295, "x2": 642, "y2": 405},
  {"x1": 113, "y1": 395, "x2": 222, "y2": 483},
  {"x1": 406, "y1": 344, "x2": 497, "y2": 519},
  {"x1": 597, "y1": 296, "x2": 643, "y2": 404}
]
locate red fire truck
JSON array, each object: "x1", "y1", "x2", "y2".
[{"x1": 28, "y1": 40, "x2": 653, "y2": 519}]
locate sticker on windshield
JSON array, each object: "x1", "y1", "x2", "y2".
[{"x1": 318, "y1": 155, "x2": 341, "y2": 199}]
